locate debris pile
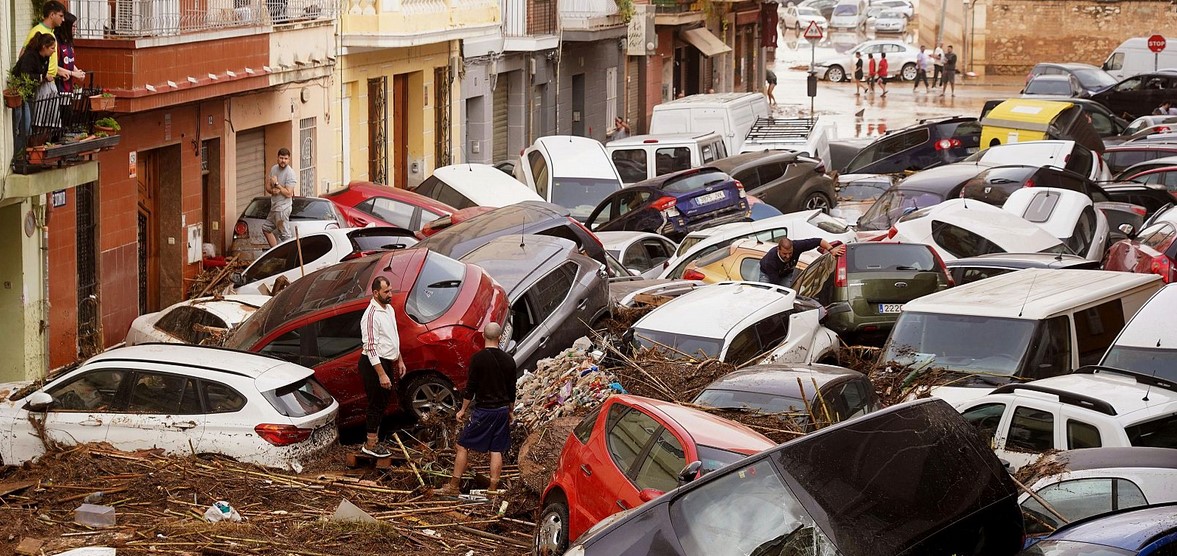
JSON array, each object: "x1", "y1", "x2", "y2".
[
  {"x1": 514, "y1": 344, "x2": 618, "y2": 432},
  {"x1": 610, "y1": 348, "x2": 736, "y2": 403},
  {"x1": 186, "y1": 256, "x2": 247, "y2": 300}
]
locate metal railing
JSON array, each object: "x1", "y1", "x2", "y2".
[
  {"x1": 504, "y1": 0, "x2": 557, "y2": 36},
  {"x1": 559, "y1": 0, "x2": 618, "y2": 20},
  {"x1": 11, "y1": 87, "x2": 122, "y2": 174},
  {"x1": 652, "y1": 0, "x2": 699, "y2": 15},
  {"x1": 72, "y1": 0, "x2": 338, "y2": 38}
]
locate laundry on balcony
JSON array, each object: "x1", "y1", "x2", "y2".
[{"x1": 11, "y1": 87, "x2": 121, "y2": 175}]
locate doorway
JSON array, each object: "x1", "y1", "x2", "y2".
[
  {"x1": 393, "y1": 74, "x2": 409, "y2": 188},
  {"x1": 136, "y1": 145, "x2": 184, "y2": 314},
  {"x1": 76, "y1": 182, "x2": 100, "y2": 358},
  {"x1": 202, "y1": 139, "x2": 222, "y2": 256},
  {"x1": 572, "y1": 73, "x2": 585, "y2": 136}
]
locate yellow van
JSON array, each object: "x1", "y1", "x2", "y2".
[{"x1": 980, "y1": 99, "x2": 1103, "y2": 153}]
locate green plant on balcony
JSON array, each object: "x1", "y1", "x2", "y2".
[
  {"x1": 615, "y1": 0, "x2": 635, "y2": 22},
  {"x1": 95, "y1": 116, "x2": 121, "y2": 134},
  {"x1": 5, "y1": 69, "x2": 39, "y2": 107}
]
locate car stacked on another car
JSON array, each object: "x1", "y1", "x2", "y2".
[
  {"x1": 1103, "y1": 203, "x2": 1177, "y2": 283},
  {"x1": 232, "y1": 227, "x2": 418, "y2": 295},
  {"x1": 414, "y1": 201, "x2": 608, "y2": 266},
  {"x1": 229, "y1": 196, "x2": 348, "y2": 263},
  {"x1": 945, "y1": 252, "x2": 1099, "y2": 285},
  {"x1": 1024, "y1": 62, "x2": 1118, "y2": 97},
  {"x1": 705, "y1": 151, "x2": 838, "y2": 215},
  {"x1": 1001, "y1": 187, "x2": 1109, "y2": 262},
  {"x1": 126, "y1": 294, "x2": 271, "y2": 346},
  {"x1": 322, "y1": 181, "x2": 455, "y2": 231},
  {"x1": 1017, "y1": 504, "x2": 1177, "y2": 555},
  {"x1": 1101, "y1": 283, "x2": 1177, "y2": 380},
  {"x1": 585, "y1": 167, "x2": 749, "y2": 241},
  {"x1": 888, "y1": 199, "x2": 1071, "y2": 262},
  {"x1": 1092, "y1": 70, "x2": 1177, "y2": 119},
  {"x1": 841, "y1": 117, "x2": 982, "y2": 175},
  {"x1": 597, "y1": 231, "x2": 679, "y2": 279}
]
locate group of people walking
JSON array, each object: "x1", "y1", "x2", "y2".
[{"x1": 853, "y1": 43, "x2": 958, "y2": 98}]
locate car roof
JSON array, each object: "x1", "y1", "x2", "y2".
[
  {"x1": 85, "y1": 344, "x2": 312, "y2": 390},
  {"x1": 993, "y1": 367, "x2": 1177, "y2": 420},
  {"x1": 531, "y1": 136, "x2": 619, "y2": 180},
  {"x1": 415, "y1": 201, "x2": 571, "y2": 256},
  {"x1": 597, "y1": 231, "x2": 671, "y2": 250},
  {"x1": 607, "y1": 133, "x2": 721, "y2": 146},
  {"x1": 431, "y1": 164, "x2": 544, "y2": 203},
  {"x1": 634, "y1": 282, "x2": 794, "y2": 338},
  {"x1": 620, "y1": 395, "x2": 776, "y2": 454},
  {"x1": 330, "y1": 181, "x2": 455, "y2": 213},
  {"x1": 705, "y1": 150, "x2": 802, "y2": 172},
  {"x1": 1039, "y1": 447, "x2": 1177, "y2": 475},
  {"x1": 653, "y1": 92, "x2": 764, "y2": 106},
  {"x1": 896, "y1": 198, "x2": 1065, "y2": 252},
  {"x1": 459, "y1": 235, "x2": 578, "y2": 294},
  {"x1": 636, "y1": 167, "x2": 731, "y2": 189},
  {"x1": 1035, "y1": 62, "x2": 1101, "y2": 71},
  {"x1": 1113, "y1": 283, "x2": 1177, "y2": 349},
  {"x1": 1027, "y1": 74, "x2": 1074, "y2": 81},
  {"x1": 699, "y1": 364, "x2": 864, "y2": 399},
  {"x1": 682, "y1": 209, "x2": 821, "y2": 240},
  {"x1": 1002, "y1": 187, "x2": 1093, "y2": 238},
  {"x1": 946, "y1": 252, "x2": 1095, "y2": 269},
  {"x1": 902, "y1": 268, "x2": 1160, "y2": 319},
  {"x1": 896, "y1": 162, "x2": 987, "y2": 192},
  {"x1": 1043, "y1": 503, "x2": 1177, "y2": 549}
]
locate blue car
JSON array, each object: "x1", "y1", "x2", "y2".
[
  {"x1": 584, "y1": 167, "x2": 749, "y2": 241},
  {"x1": 1019, "y1": 504, "x2": 1177, "y2": 555}
]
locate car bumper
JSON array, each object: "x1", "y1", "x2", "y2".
[
  {"x1": 671, "y1": 205, "x2": 752, "y2": 235},
  {"x1": 244, "y1": 417, "x2": 339, "y2": 471}
]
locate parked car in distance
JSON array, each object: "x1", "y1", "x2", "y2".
[
  {"x1": 1017, "y1": 503, "x2": 1177, "y2": 555},
  {"x1": 1100, "y1": 181, "x2": 1177, "y2": 218},
  {"x1": 1025, "y1": 62, "x2": 1118, "y2": 97},
  {"x1": 585, "y1": 167, "x2": 749, "y2": 241},
  {"x1": 829, "y1": 0, "x2": 867, "y2": 29},
  {"x1": 870, "y1": 0, "x2": 913, "y2": 18},
  {"x1": 628, "y1": 281, "x2": 840, "y2": 366},
  {"x1": 126, "y1": 295, "x2": 270, "y2": 346},
  {"x1": 692, "y1": 363, "x2": 880, "y2": 430},
  {"x1": 815, "y1": 38, "x2": 921, "y2": 82},
  {"x1": 1101, "y1": 283, "x2": 1177, "y2": 380},
  {"x1": 605, "y1": 132, "x2": 729, "y2": 185},
  {"x1": 459, "y1": 235, "x2": 609, "y2": 375},
  {"x1": 415, "y1": 163, "x2": 544, "y2": 209},
  {"x1": 1109, "y1": 116, "x2": 1177, "y2": 145},
  {"x1": 1121, "y1": 165, "x2": 1177, "y2": 192},
  {"x1": 0, "y1": 344, "x2": 338, "y2": 471},
  {"x1": 705, "y1": 150, "x2": 838, "y2": 215},
  {"x1": 799, "y1": 0, "x2": 838, "y2": 20},
  {"x1": 224, "y1": 249, "x2": 511, "y2": 427},
  {"x1": 955, "y1": 366, "x2": 1177, "y2": 471},
  {"x1": 322, "y1": 181, "x2": 454, "y2": 231},
  {"x1": 228, "y1": 196, "x2": 347, "y2": 263},
  {"x1": 843, "y1": 117, "x2": 982, "y2": 175},
  {"x1": 1091, "y1": 71, "x2": 1177, "y2": 119},
  {"x1": 534, "y1": 394, "x2": 775, "y2": 553},
  {"x1": 946, "y1": 252, "x2": 1099, "y2": 285},
  {"x1": 889, "y1": 199, "x2": 1071, "y2": 262},
  {"x1": 1002, "y1": 187, "x2": 1109, "y2": 262},
  {"x1": 871, "y1": 9, "x2": 907, "y2": 33},
  {"x1": 564, "y1": 399, "x2": 1027, "y2": 556},
  {"x1": 1114, "y1": 154, "x2": 1177, "y2": 181},
  {"x1": 515, "y1": 136, "x2": 624, "y2": 222},
  {"x1": 1103, "y1": 203, "x2": 1177, "y2": 283},
  {"x1": 598, "y1": 231, "x2": 679, "y2": 280},
  {"x1": 1015, "y1": 447, "x2": 1177, "y2": 538},
  {"x1": 232, "y1": 227, "x2": 418, "y2": 295},
  {"x1": 1022, "y1": 74, "x2": 1084, "y2": 97},
  {"x1": 779, "y1": 3, "x2": 828, "y2": 30},
  {"x1": 981, "y1": 97, "x2": 1128, "y2": 139},
  {"x1": 793, "y1": 242, "x2": 952, "y2": 343}
]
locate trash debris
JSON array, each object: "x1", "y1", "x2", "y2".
[
  {"x1": 82, "y1": 491, "x2": 103, "y2": 504},
  {"x1": 514, "y1": 341, "x2": 617, "y2": 431},
  {"x1": 203, "y1": 500, "x2": 242, "y2": 522},
  {"x1": 14, "y1": 537, "x2": 43, "y2": 556},
  {"x1": 52, "y1": 548, "x2": 115, "y2": 556},
  {"x1": 331, "y1": 498, "x2": 377, "y2": 523},
  {"x1": 74, "y1": 503, "x2": 116, "y2": 528}
]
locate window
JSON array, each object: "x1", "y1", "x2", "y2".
[
  {"x1": 262, "y1": 377, "x2": 334, "y2": 417},
  {"x1": 655, "y1": 147, "x2": 691, "y2": 176},
  {"x1": 1087, "y1": 111, "x2": 1116, "y2": 136},
  {"x1": 756, "y1": 162, "x2": 788, "y2": 185},
  {"x1": 847, "y1": 129, "x2": 930, "y2": 172},
  {"x1": 246, "y1": 235, "x2": 334, "y2": 282},
  {"x1": 724, "y1": 327, "x2": 760, "y2": 365},
  {"x1": 510, "y1": 295, "x2": 539, "y2": 344},
  {"x1": 633, "y1": 429, "x2": 686, "y2": 492},
  {"x1": 127, "y1": 372, "x2": 201, "y2": 414},
  {"x1": 622, "y1": 244, "x2": 652, "y2": 270},
  {"x1": 961, "y1": 402, "x2": 1005, "y2": 445},
  {"x1": 834, "y1": 380, "x2": 872, "y2": 421},
  {"x1": 154, "y1": 306, "x2": 230, "y2": 345},
  {"x1": 664, "y1": 169, "x2": 732, "y2": 194},
  {"x1": 724, "y1": 314, "x2": 790, "y2": 364},
  {"x1": 612, "y1": 149, "x2": 648, "y2": 183},
  {"x1": 533, "y1": 263, "x2": 576, "y2": 322},
  {"x1": 1075, "y1": 299, "x2": 1125, "y2": 365},
  {"x1": 259, "y1": 329, "x2": 305, "y2": 364},
  {"x1": 1021, "y1": 191, "x2": 1061, "y2": 223},
  {"x1": 1023, "y1": 316, "x2": 1072, "y2": 380},
  {"x1": 204, "y1": 381, "x2": 246, "y2": 413},
  {"x1": 1065, "y1": 147, "x2": 1095, "y2": 178},
  {"x1": 930, "y1": 220, "x2": 1005, "y2": 259},
  {"x1": 48, "y1": 370, "x2": 126, "y2": 411},
  {"x1": 1114, "y1": 76, "x2": 1143, "y2": 92},
  {"x1": 573, "y1": 405, "x2": 602, "y2": 444},
  {"x1": 617, "y1": 190, "x2": 653, "y2": 217},
  {"x1": 1007, "y1": 406, "x2": 1055, "y2": 452},
  {"x1": 1105, "y1": 52, "x2": 1123, "y2": 71},
  {"x1": 606, "y1": 406, "x2": 659, "y2": 476},
  {"x1": 405, "y1": 252, "x2": 467, "y2": 323},
  {"x1": 640, "y1": 239, "x2": 674, "y2": 267},
  {"x1": 1065, "y1": 206, "x2": 1098, "y2": 255},
  {"x1": 1021, "y1": 478, "x2": 1147, "y2": 534},
  {"x1": 793, "y1": 254, "x2": 835, "y2": 301},
  {"x1": 733, "y1": 170, "x2": 761, "y2": 190},
  {"x1": 528, "y1": 151, "x2": 549, "y2": 199},
  {"x1": 299, "y1": 117, "x2": 316, "y2": 192},
  {"x1": 1067, "y1": 420, "x2": 1102, "y2": 449},
  {"x1": 366, "y1": 197, "x2": 416, "y2": 229},
  {"x1": 314, "y1": 310, "x2": 363, "y2": 361},
  {"x1": 433, "y1": 183, "x2": 471, "y2": 209},
  {"x1": 1127, "y1": 414, "x2": 1177, "y2": 448}
]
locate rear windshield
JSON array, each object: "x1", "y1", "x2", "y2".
[
  {"x1": 552, "y1": 178, "x2": 622, "y2": 221},
  {"x1": 1025, "y1": 78, "x2": 1074, "y2": 96},
  {"x1": 1127, "y1": 413, "x2": 1177, "y2": 448},
  {"x1": 882, "y1": 312, "x2": 1037, "y2": 376},
  {"x1": 633, "y1": 328, "x2": 723, "y2": 360},
  {"x1": 349, "y1": 230, "x2": 417, "y2": 252},
  {"x1": 663, "y1": 169, "x2": 733, "y2": 194},
  {"x1": 405, "y1": 251, "x2": 467, "y2": 323},
  {"x1": 1071, "y1": 68, "x2": 1117, "y2": 89},
  {"x1": 1102, "y1": 346, "x2": 1177, "y2": 382},
  {"x1": 243, "y1": 198, "x2": 335, "y2": 221},
  {"x1": 935, "y1": 120, "x2": 982, "y2": 142},
  {"x1": 848, "y1": 244, "x2": 936, "y2": 272},
  {"x1": 695, "y1": 388, "x2": 807, "y2": 415},
  {"x1": 263, "y1": 377, "x2": 335, "y2": 417}
]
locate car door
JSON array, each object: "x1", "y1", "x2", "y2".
[
  {"x1": 30, "y1": 368, "x2": 126, "y2": 454},
  {"x1": 1101, "y1": 76, "x2": 1144, "y2": 118},
  {"x1": 300, "y1": 310, "x2": 367, "y2": 423},
  {"x1": 575, "y1": 402, "x2": 659, "y2": 528},
  {"x1": 960, "y1": 401, "x2": 1008, "y2": 450},
  {"x1": 585, "y1": 192, "x2": 623, "y2": 232},
  {"x1": 108, "y1": 369, "x2": 206, "y2": 454},
  {"x1": 242, "y1": 234, "x2": 337, "y2": 294},
  {"x1": 996, "y1": 400, "x2": 1063, "y2": 471},
  {"x1": 634, "y1": 237, "x2": 677, "y2": 279},
  {"x1": 511, "y1": 263, "x2": 580, "y2": 372}
]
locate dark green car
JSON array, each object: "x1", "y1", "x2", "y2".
[{"x1": 792, "y1": 242, "x2": 952, "y2": 344}]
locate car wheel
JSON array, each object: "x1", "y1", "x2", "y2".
[
  {"x1": 402, "y1": 374, "x2": 457, "y2": 419},
  {"x1": 826, "y1": 65, "x2": 845, "y2": 82},
  {"x1": 804, "y1": 192, "x2": 832, "y2": 214},
  {"x1": 901, "y1": 62, "x2": 917, "y2": 81},
  {"x1": 535, "y1": 499, "x2": 570, "y2": 555}
]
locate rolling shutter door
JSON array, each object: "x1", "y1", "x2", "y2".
[
  {"x1": 626, "y1": 58, "x2": 641, "y2": 131},
  {"x1": 493, "y1": 78, "x2": 509, "y2": 162},
  {"x1": 235, "y1": 129, "x2": 267, "y2": 214}
]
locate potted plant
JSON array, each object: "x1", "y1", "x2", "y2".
[
  {"x1": 26, "y1": 145, "x2": 47, "y2": 165},
  {"x1": 89, "y1": 90, "x2": 115, "y2": 111},
  {"x1": 94, "y1": 116, "x2": 120, "y2": 135},
  {"x1": 4, "y1": 70, "x2": 37, "y2": 109}
]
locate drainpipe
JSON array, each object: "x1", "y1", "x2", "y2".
[{"x1": 39, "y1": 195, "x2": 50, "y2": 378}]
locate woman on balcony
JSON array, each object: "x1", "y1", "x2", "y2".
[
  {"x1": 55, "y1": 12, "x2": 86, "y2": 95},
  {"x1": 10, "y1": 33, "x2": 55, "y2": 165}
]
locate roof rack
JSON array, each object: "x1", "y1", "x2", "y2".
[
  {"x1": 1073, "y1": 365, "x2": 1177, "y2": 395},
  {"x1": 990, "y1": 383, "x2": 1118, "y2": 416},
  {"x1": 744, "y1": 116, "x2": 816, "y2": 142}
]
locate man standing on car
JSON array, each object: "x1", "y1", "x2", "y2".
[
  {"x1": 435, "y1": 322, "x2": 516, "y2": 496},
  {"x1": 358, "y1": 275, "x2": 406, "y2": 458},
  {"x1": 760, "y1": 238, "x2": 846, "y2": 288},
  {"x1": 262, "y1": 147, "x2": 297, "y2": 248}
]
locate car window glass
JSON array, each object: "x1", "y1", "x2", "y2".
[
  {"x1": 1088, "y1": 111, "x2": 1116, "y2": 136},
  {"x1": 313, "y1": 310, "x2": 363, "y2": 361},
  {"x1": 435, "y1": 183, "x2": 471, "y2": 210},
  {"x1": 1074, "y1": 299, "x2": 1125, "y2": 365},
  {"x1": 655, "y1": 147, "x2": 692, "y2": 176},
  {"x1": 1023, "y1": 316, "x2": 1072, "y2": 380},
  {"x1": 1066, "y1": 147, "x2": 1094, "y2": 177},
  {"x1": 406, "y1": 252, "x2": 467, "y2": 323},
  {"x1": 259, "y1": 329, "x2": 305, "y2": 364},
  {"x1": 606, "y1": 406, "x2": 660, "y2": 476},
  {"x1": 633, "y1": 429, "x2": 686, "y2": 493},
  {"x1": 623, "y1": 243, "x2": 652, "y2": 270},
  {"x1": 612, "y1": 149, "x2": 649, "y2": 183},
  {"x1": 510, "y1": 294, "x2": 539, "y2": 343},
  {"x1": 369, "y1": 197, "x2": 417, "y2": 228},
  {"x1": 535, "y1": 263, "x2": 576, "y2": 322},
  {"x1": 1021, "y1": 191, "x2": 1061, "y2": 223},
  {"x1": 47, "y1": 369, "x2": 126, "y2": 411},
  {"x1": 734, "y1": 170, "x2": 761, "y2": 189},
  {"x1": 246, "y1": 241, "x2": 300, "y2": 282},
  {"x1": 724, "y1": 327, "x2": 760, "y2": 365},
  {"x1": 203, "y1": 381, "x2": 247, "y2": 413},
  {"x1": 1126, "y1": 414, "x2": 1177, "y2": 448},
  {"x1": 154, "y1": 306, "x2": 230, "y2": 345},
  {"x1": 1066, "y1": 419, "x2": 1102, "y2": 449},
  {"x1": 1007, "y1": 405, "x2": 1055, "y2": 452},
  {"x1": 739, "y1": 257, "x2": 761, "y2": 281},
  {"x1": 757, "y1": 162, "x2": 787, "y2": 184},
  {"x1": 1142, "y1": 224, "x2": 1176, "y2": 250},
  {"x1": 573, "y1": 404, "x2": 603, "y2": 444},
  {"x1": 528, "y1": 151, "x2": 549, "y2": 198},
  {"x1": 930, "y1": 220, "x2": 1006, "y2": 258},
  {"x1": 1065, "y1": 206, "x2": 1097, "y2": 255},
  {"x1": 754, "y1": 314, "x2": 790, "y2": 352},
  {"x1": 263, "y1": 377, "x2": 334, "y2": 417},
  {"x1": 961, "y1": 402, "x2": 1005, "y2": 444},
  {"x1": 642, "y1": 239, "x2": 674, "y2": 266},
  {"x1": 291, "y1": 199, "x2": 336, "y2": 221},
  {"x1": 617, "y1": 190, "x2": 653, "y2": 216},
  {"x1": 127, "y1": 372, "x2": 201, "y2": 414},
  {"x1": 1022, "y1": 478, "x2": 1147, "y2": 534},
  {"x1": 1115, "y1": 77, "x2": 1143, "y2": 92}
]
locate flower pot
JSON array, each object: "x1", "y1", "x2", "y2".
[
  {"x1": 4, "y1": 90, "x2": 22, "y2": 109},
  {"x1": 26, "y1": 147, "x2": 46, "y2": 165},
  {"x1": 95, "y1": 125, "x2": 118, "y2": 135},
  {"x1": 90, "y1": 95, "x2": 115, "y2": 111}
]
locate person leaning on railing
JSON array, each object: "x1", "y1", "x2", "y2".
[{"x1": 10, "y1": 33, "x2": 56, "y2": 160}]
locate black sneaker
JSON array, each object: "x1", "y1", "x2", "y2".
[{"x1": 362, "y1": 443, "x2": 393, "y2": 458}]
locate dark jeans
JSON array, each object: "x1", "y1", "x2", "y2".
[
  {"x1": 12, "y1": 102, "x2": 31, "y2": 162},
  {"x1": 914, "y1": 69, "x2": 930, "y2": 90},
  {"x1": 932, "y1": 65, "x2": 943, "y2": 87},
  {"x1": 358, "y1": 356, "x2": 395, "y2": 434}
]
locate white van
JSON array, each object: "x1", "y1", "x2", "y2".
[
  {"x1": 1101, "y1": 283, "x2": 1177, "y2": 381},
  {"x1": 514, "y1": 135, "x2": 624, "y2": 222},
  {"x1": 648, "y1": 93, "x2": 770, "y2": 154},
  {"x1": 605, "y1": 132, "x2": 729, "y2": 184},
  {"x1": 414, "y1": 163, "x2": 543, "y2": 209},
  {"x1": 880, "y1": 268, "x2": 1163, "y2": 406},
  {"x1": 1103, "y1": 37, "x2": 1177, "y2": 81}
]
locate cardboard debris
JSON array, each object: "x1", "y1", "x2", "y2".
[
  {"x1": 52, "y1": 549, "x2": 116, "y2": 556},
  {"x1": 331, "y1": 498, "x2": 377, "y2": 523},
  {"x1": 14, "y1": 537, "x2": 43, "y2": 556}
]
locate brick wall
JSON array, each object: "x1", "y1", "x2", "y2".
[{"x1": 984, "y1": 0, "x2": 1177, "y2": 75}]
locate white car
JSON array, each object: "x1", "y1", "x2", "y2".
[
  {"x1": 228, "y1": 196, "x2": 348, "y2": 263},
  {"x1": 871, "y1": 9, "x2": 907, "y2": 33},
  {"x1": 1101, "y1": 283, "x2": 1177, "y2": 381},
  {"x1": 628, "y1": 281, "x2": 840, "y2": 366},
  {"x1": 515, "y1": 135, "x2": 624, "y2": 222},
  {"x1": 869, "y1": 0, "x2": 913, "y2": 18},
  {"x1": 780, "y1": 4, "x2": 829, "y2": 31},
  {"x1": 597, "y1": 231, "x2": 680, "y2": 280},
  {"x1": 955, "y1": 367, "x2": 1177, "y2": 471},
  {"x1": 890, "y1": 198, "x2": 1070, "y2": 262},
  {"x1": 0, "y1": 344, "x2": 339, "y2": 471},
  {"x1": 659, "y1": 209, "x2": 858, "y2": 279},
  {"x1": 126, "y1": 295, "x2": 271, "y2": 346},
  {"x1": 1001, "y1": 187, "x2": 1109, "y2": 261},
  {"x1": 815, "y1": 39, "x2": 921, "y2": 82},
  {"x1": 963, "y1": 140, "x2": 1112, "y2": 183},
  {"x1": 233, "y1": 226, "x2": 418, "y2": 295}
]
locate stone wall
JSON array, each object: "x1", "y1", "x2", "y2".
[{"x1": 983, "y1": 0, "x2": 1177, "y2": 75}]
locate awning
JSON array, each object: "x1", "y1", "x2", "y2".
[{"x1": 681, "y1": 27, "x2": 731, "y2": 57}]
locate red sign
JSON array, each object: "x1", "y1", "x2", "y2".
[
  {"x1": 1148, "y1": 34, "x2": 1166, "y2": 53},
  {"x1": 803, "y1": 21, "x2": 823, "y2": 40}
]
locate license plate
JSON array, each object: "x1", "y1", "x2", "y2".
[
  {"x1": 694, "y1": 191, "x2": 726, "y2": 205},
  {"x1": 878, "y1": 303, "x2": 903, "y2": 314}
]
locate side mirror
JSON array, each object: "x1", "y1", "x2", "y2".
[
  {"x1": 638, "y1": 488, "x2": 664, "y2": 502},
  {"x1": 506, "y1": 340, "x2": 518, "y2": 355},
  {"x1": 229, "y1": 272, "x2": 245, "y2": 287},
  {"x1": 678, "y1": 460, "x2": 703, "y2": 484},
  {"x1": 25, "y1": 392, "x2": 54, "y2": 412},
  {"x1": 1118, "y1": 223, "x2": 1135, "y2": 236},
  {"x1": 627, "y1": 268, "x2": 642, "y2": 276}
]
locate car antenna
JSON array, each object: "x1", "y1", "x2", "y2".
[
  {"x1": 1017, "y1": 270, "x2": 1039, "y2": 318},
  {"x1": 520, "y1": 213, "x2": 527, "y2": 249}
]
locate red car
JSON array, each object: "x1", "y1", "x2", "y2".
[
  {"x1": 418, "y1": 206, "x2": 496, "y2": 238},
  {"x1": 1122, "y1": 165, "x2": 1177, "y2": 192},
  {"x1": 1103, "y1": 204, "x2": 1177, "y2": 283},
  {"x1": 535, "y1": 395, "x2": 775, "y2": 554},
  {"x1": 224, "y1": 249, "x2": 509, "y2": 427},
  {"x1": 323, "y1": 181, "x2": 455, "y2": 231}
]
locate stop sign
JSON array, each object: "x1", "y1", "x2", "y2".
[{"x1": 1148, "y1": 34, "x2": 1166, "y2": 53}]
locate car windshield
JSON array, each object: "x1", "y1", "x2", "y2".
[
  {"x1": 848, "y1": 244, "x2": 936, "y2": 271},
  {"x1": 1102, "y1": 346, "x2": 1177, "y2": 382},
  {"x1": 1026, "y1": 78, "x2": 1074, "y2": 96},
  {"x1": 839, "y1": 180, "x2": 892, "y2": 201},
  {"x1": 696, "y1": 445, "x2": 753, "y2": 474},
  {"x1": 552, "y1": 178, "x2": 622, "y2": 221},
  {"x1": 263, "y1": 376, "x2": 335, "y2": 417},
  {"x1": 663, "y1": 169, "x2": 733, "y2": 194},
  {"x1": 882, "y1": 312, "x2": 1036, "y2": 377},
  {"x1": 242, "y1": 198, "x2": 335, "y2": 221},
  {"x1": 832, "y1": 4, "x2": 857, "y2": 15},
  {"x1": 633, "y1": 328, "x2": 724, "y2": 359},
  {"x1": 858, "y1": 189, "x2": 945, "y2": 230},
  {"x1": 695, "y1": 388, "x2": 808, "y2": 415},
  {"x1": 1071, "y1": 68, "x2": 1117, "y2": 89},
  {"x1": 1019, "y1": 541, "x2": 1133, "y2": 556},
  {"x1": 879, "y1": 10, "x2": 902, "y2": 17},
  {"x1": 404, "y1": 252, "x2": 467, "y2": 323}
]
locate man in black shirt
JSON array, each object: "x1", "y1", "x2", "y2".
[
  {"x1": 435, "y1": 322, "x2": 517, "y2": 495},
  {"x1": 759, "y1": 237, "x2": 845, "y2": 287}
]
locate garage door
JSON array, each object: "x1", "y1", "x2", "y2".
[
  {"x1": 235, "y1": 129, "x2": 266, "y2": 216},
  {"x1": 493, "y1": 76, "x2": 509, "y2": 162},
  {"x1": 626, "y1": 58, "x2": 641, "y2": 131}
]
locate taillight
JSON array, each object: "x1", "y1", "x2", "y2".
[
  {"x1": 651, "y1": 196, "x2": 678, "y2": 211},
  {"x1": 886, "y1": 226, "x2": 899, "y2": 239},
  {"x1": 254, "y1": 424, "x2": 312, "y2": 446},
  {"x1": 929, "y1": 247, "x2": 954, "y2": 286},
  {"x1": 1158, "y1": 126, "x2": 1170, "y2": 134},
  {"x1": 1025, "y1": 178, "x2": 1035, "y2": 188},
  {"x1": 1150, "y1": 256, "x2": 1175, "y2": 283},
  {"x1": 1132, "y1": 205, "x2": 1148, "y2": 216},
  {"x1": 734, "y1": 181, "x2": 746, "y2": 198},
  {"x1": 934, "y1": 138, "x2": 962, "y2": 151},
  {"x1": 683, "y1": 268, "x2": 705, "y2": 281},
  {"x1": 835, "y1": 253, "x2": 848, "y2": 287},
  {"x1": 233, "y1": 220, "x2": 249, "y2": 238},
  {"x1": 569, "y1": 218, "x2": 605, "y2": 250}
]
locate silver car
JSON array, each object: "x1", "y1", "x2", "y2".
[
  {"x1": 227, "y1": 196, "x2": 347, "y2": 263},
  {"x1": 815, "y1": 39, "x2": 921, "y2": 82},
  {"x1": 871, "y1": 10, "x2": 907, "y2": 33}
]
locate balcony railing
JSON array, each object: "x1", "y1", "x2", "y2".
[
  {"x1": 652, "y1": 0, "x2": 700, "y2": 15},
  {"x1": 504, "y1": 0, "x2": 557, "y2": 36},
  {"x1": 559, "y1": 0, "x2": 618, "y2": 20},
  {"x1": 73, "y1": 0, "x2": 338, "y2": 39},
  {"x1": 11, "y1": 88, "x2": 121, "y2": 175}
]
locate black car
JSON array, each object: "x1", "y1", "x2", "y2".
[
  {"x1": 855, "y1": 162, "x2": 989, "y2": 231},
  {"x1": 945, "y1": 252, "x2": 1099, "y2": 285},
  {"x1": 982, "y1": 97, "x2": 1129, "y2": 138},
  {"x1": 1023, "y1": 62, "x2": 1118, "y2": 97},
  {"x1": 1091, "y1": 70, "x2": 1177, "y2": 119},
  {"x1": 1100, "y1": 181, "x2": 1177, "y2": 217},
  {"x1": 705, "y1": 150, "x2": 838, "y2": 214},
  {"x1": 959, "y1": 165, "x2": 1099, "y2": 206},
  {"x1": 1103, "y1": 144, "x2": 1177, "y2": 176},
  {"x1": 842, "y1": 116, "x2": 982, "y2": 175},
  {"x1": 692, "y1": 364, "x2": 879, "y2": 431},
  {"x1": 584, "y1": 167, "x2": 749, "y2": 241},
  {"x1": 564, "y1": 399, "x2": 1026, "y2": 556},
  {"x1": 459, "y1": 235, "x2": 610, "y2": 375}
]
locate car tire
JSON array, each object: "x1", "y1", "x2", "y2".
[
  {"x1": 804, "y1": 191, "x2": 832, "y2": 214},
  {"x1": 401, "y1": 373, "x2": 458, "y2": 419},
  {"x1": 826, "y1": 65, "x2": 846, "y2": 82},
  {"x1": 901, "y1": 62, "x2": 917, "y2": 81},
  {"x1": 535, "y1": 498, "x2": 570, "y2": 555}
]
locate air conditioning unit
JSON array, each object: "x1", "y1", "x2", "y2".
[{"x1": 116, "y1": 0, "x2": 181, "y2": 36}]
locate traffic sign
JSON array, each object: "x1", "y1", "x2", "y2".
[
  {"x1": 803, "y1": 21, "x2": 823, "y2": 40},
  {"x1": 1148, "y1": 34, "x2": 1166, "y2": 53}
]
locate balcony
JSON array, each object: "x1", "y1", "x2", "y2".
[
  {"x1": 10, "y1": 89, "x2": 120, "y2": 177},
  {"x1": 73, "y1": 0, "x2": 338, "y2": 40},
  {"x1": 560, "y1": 0, "x2": 624, "y2": 39},
  {"x1": 340, "y1": 0, "x2": 499, "y2": 50},
  {"x1": 501, "y1": 0, "x2": 558, "y2": 51},
  {"x1": 651, "y1": 0, "x2": 705, "y2": 24}
]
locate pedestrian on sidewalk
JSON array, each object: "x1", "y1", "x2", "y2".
[
  {"x1": 358, "y1": 275, "x2": 407, "y2": 458},
  {"x1": 940, "y1": 45, "x2": 957, "y2": 97},
  {"x1": 262, "y1": 147, "x2": 297, "y2": 247},
  {"x1": 854, "y1": 51, "x2": 866, "y2": 96},
  {"x1": 766, "y1": 69, "x2": 778, "y2": 105},
  {"x1": 932, "y1": 42, "x2": 945, "y2": 87},
  {"x1": 914, "y1": 45, "x2": 931, "y2": 93},
  {"x1": 877, "y1": 53, "x2": 889, "y2": 97},
  {"x1": 867, "y1": 53, "x2": 877, "y2": 95},
  {"x1": 435, "y1": 323, "x2": 517, "y2": 496}
]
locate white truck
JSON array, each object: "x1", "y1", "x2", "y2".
[{"x1": 739, "y1": 115, "x2": 838, "y2": 166}]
